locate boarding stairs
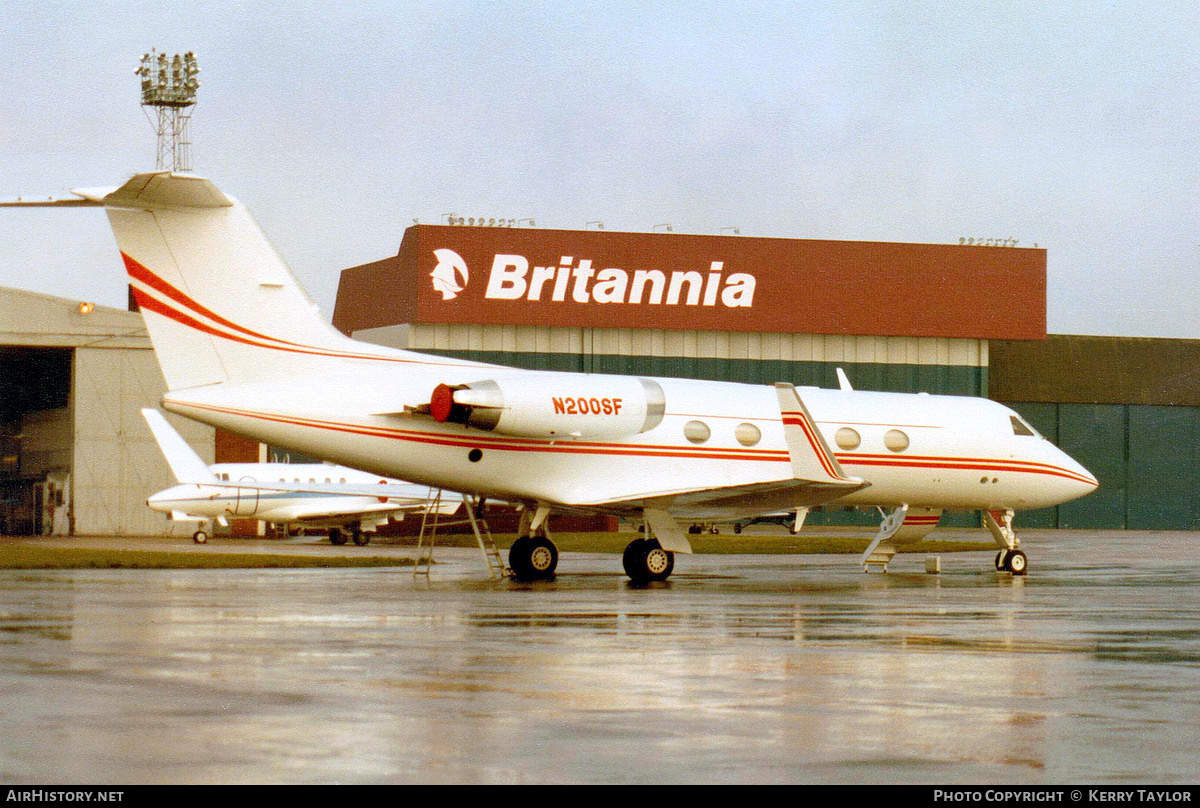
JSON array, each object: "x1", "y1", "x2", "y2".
[
  {"x1": 414, "y1": 490, "x2": 507, "y2": 579},
  {"x1": 861, "y1": 505, "x2": 943, "y2": 572}
]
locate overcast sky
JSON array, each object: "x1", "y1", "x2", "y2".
[{"x1": 2, "y1": 1, "x2": 1199, "y2": 338}]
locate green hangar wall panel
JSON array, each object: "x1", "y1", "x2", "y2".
[
  {"x1": 1006, "y1": 401, "x2": 1200, "y2": 530},
  {"x1": 994, "y1": 335, "x2": 1200, "y2": 530}
]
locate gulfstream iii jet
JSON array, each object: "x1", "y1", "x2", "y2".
[{"x1": 2, "y1": 172, "x2": 1097, "y2": 581}]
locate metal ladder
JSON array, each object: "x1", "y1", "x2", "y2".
[{"x1": 414, "y1": 490, "x2": 507, "y2": 579}]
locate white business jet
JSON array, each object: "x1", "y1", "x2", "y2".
[
  {"x1": 2, "y1": 173, "x2": 1096, "y2": 581},
  {"x1": 142, "y1": 408, "x2": 458, "y2": 544}
]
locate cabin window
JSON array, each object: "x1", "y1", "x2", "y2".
[
  {"x1": 884, "y1": 429, "x2": 909, "y2": 452},
  {"x1": 683, "y1": 420, "x2": 711, "y2": 444},
  {"x1": 735, "y1": 423, "x2": 761, "y2": 446},
  {"x1": 835, "y1": 427, "x2": 861, "y2": 450},
  {"x1": 1010, "y1": 415, "x2": 1036, "y2": 436}
]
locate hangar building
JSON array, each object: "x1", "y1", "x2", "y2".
[
  {"x1": 332, "y1": 225, "x2": 1045, "y2": 529},
  {"x1": 332, "y1": 224, "x2": 1200, "y2": 532},
  {"x1": 0, "y1": 287, "x2": 212, "y2": 536}
]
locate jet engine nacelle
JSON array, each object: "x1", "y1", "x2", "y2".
[{"x1": 430, "y1": 374, "x2": 666, "y2": 440}]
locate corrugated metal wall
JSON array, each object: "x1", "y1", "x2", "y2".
[
  {"x1": 1006, "y1": 401, "x2": 1200, "y2": 529},
  {"x1": 72, "y1": 347, "x2": 214, "y2": 536}
]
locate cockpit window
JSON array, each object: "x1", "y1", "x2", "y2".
[{"x1": 1010, "y1": 415, "x2": 1036, "y2": 437}]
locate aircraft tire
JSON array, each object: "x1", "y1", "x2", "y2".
[
  {"x1": 995, "y1": 550, "x2": 1009, "y2": 571},
  {"x1": 192, "y1": 530, "x2": 208, "y2": 544},
  {"x1": 352, "y1": 529, "x2": 369, "y2": 546},
  {"x1": 1008, "y1": 549, "x2": 1028, "y2": 575},
  {"x1": 508, "y1": 536, "x2": 532, "y2": 579},
  {"x1": 509, "y1": 536, "x2": 556, "y2": 581},
  {"x1": 623, "y1": 538, "x2": 673, "y2": 583},
  {"x1": 622, "y1": 538, "x2": 648, "y2": 581},
  {"x1": 329, "y1": 528, "x2": 347, "y2": 546}
]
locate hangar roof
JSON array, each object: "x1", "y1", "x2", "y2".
[
  {"x1": 333, "y1": 226, "x2": 1046, "y2": 340},
  {"x1": 0, "y1": 286, "x2": 149, "y2": 349}
]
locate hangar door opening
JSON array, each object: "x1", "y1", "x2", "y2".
[{"x1": 0, "y1": 347, "x2": 72, "y2": 535}]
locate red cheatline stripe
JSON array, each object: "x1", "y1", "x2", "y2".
[
  {"x1": 168, "y1": 399, "x2": 1096, "y2": 483},
  {"x1": 838, "y1": 453, "x2": 1096, "y2": 485},
  {"x1": 173, "y1": 400, "x2": 795, "y2": 463},
  {"x1": 126, "y1": 254, "x2": 487, "y2": 368}
]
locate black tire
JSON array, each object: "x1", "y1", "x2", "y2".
[
  {"x1": 508, "y1": 536, "x2": 532, "y2": 579},
  {"x1": 995, "y1": 549, "x2": 1009, "y2": 570},
  {"x1": 352, "y1": 528, "x2": 368, "y2": 546},
  {"x1": 623, "y1": 538, "x2": 674, "y2": 583},
  {"x1": 622, "y1": 538, "x2": 649, "y2": 581},
  {"x1": 192, "y1": 530, "x2": 208, "y2": 544},
  {"x1": 329, "y1": 528, "x2": 347, "y2": 546}
]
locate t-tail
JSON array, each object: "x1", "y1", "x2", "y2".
[
  {"x1": 141, "y1": 408, "x2": 215, "y2": 484},
  {"x1": 5, "y1": 172, "x2": 402, "y2": 391}
]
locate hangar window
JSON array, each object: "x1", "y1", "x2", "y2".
[
  {"x1": 735, "y1": 423, "x2": 761, "y2": 446},
  {"x1": 835, "y1": 427, "x2": 861, "y2": 450},
  {"x1": 1010, "y1": 415, "x2": 1036, "y2": 437},
  {"x1": 683, "y1": 420, "x2": 711, "y2": 444},
  {"x1": 884, "y1": 429, "x2": 909, "y2": 452}
]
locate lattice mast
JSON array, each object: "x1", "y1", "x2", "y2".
[{"x1": 135, "y1": 50, "x2": 200, "y2": 172}]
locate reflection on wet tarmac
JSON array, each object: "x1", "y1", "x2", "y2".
[{"x1": 0, "y1": 531, "x2": 1197, "y2": 783}]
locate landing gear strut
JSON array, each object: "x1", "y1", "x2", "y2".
[{"x1": 985, "y1": 509, "x2": 1028, "y2": 576}]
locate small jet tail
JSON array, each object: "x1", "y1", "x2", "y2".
[{"x1": 142, "y1": 408, "x2": 216, "y2": 484}]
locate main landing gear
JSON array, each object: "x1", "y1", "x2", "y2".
[
  {"x1": 328, "y1": 524, "x2": 370, "y2": 546},
  {"x1": 507, "y1": 505, "x2": 559, "y2": 582},
  {"x1": 622, "y1": 536, "x2": 674, "y2": 584},
  {"x1": 508, "y1": 534, "x2": 559, "y2": 581}
]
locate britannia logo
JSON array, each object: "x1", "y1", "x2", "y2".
[{"x1": 430, "y1": 248, "x2": 469, "y2": 300}]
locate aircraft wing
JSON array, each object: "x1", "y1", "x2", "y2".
[
  {"x1": 577, "y1": 476, "x2": 866, "y2": 521},
  {"x1": 204, "y1": 479, "x2": 462, "y2": 513},
  {"x1": 255, "y1": 500, "x2": 406, "y2": 524},
  {"x1": 572, "y1": 383, "x2": 868, "y2": 520}
]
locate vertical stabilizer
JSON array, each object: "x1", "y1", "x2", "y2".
[
  {"x1": 100, "y1": 172, "x2": 372, "y2": 390},
  {"x1": 142, "y1": 408, "x2": 216, "y2": 483}
]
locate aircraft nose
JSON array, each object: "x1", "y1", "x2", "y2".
[{"x1": 1057, "y1": 448, "x2": 1099, "y2": 501}]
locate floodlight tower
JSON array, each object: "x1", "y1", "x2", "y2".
[{"x1": 135, "y1": 49, "x2": 200, "y2": 172}]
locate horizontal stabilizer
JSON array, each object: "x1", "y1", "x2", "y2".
[
  {"x1": 0, "y1": 173, "x2": 231, "y2": 210},
  {"x1": 101, "y1": 172, "x2": 234, "y2": 210}
]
